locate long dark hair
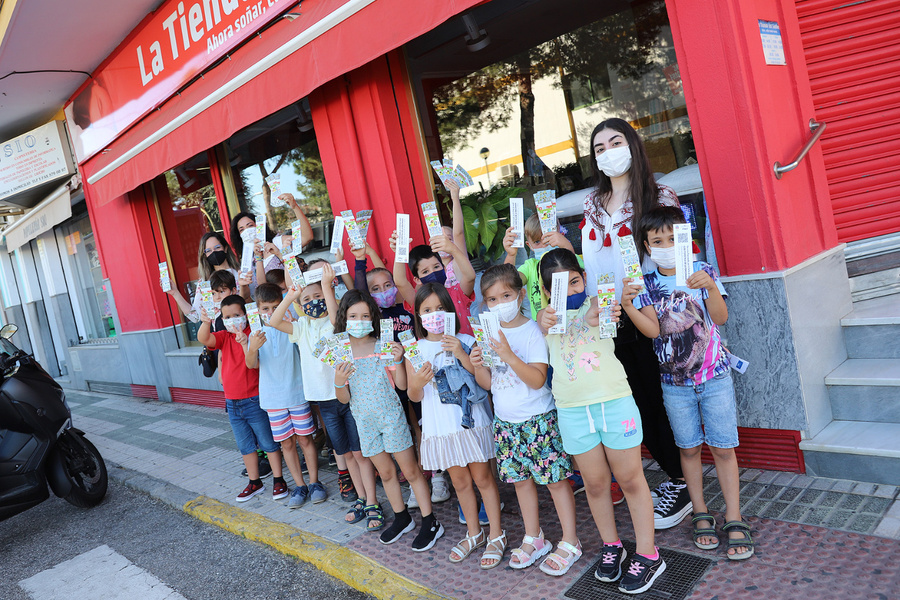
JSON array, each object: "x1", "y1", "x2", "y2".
[
  {"x1": 230, "y1": 211, "x2": 277, "y2": 256},
  {"x1": 197, "y1": 232, "x2": 239, "y2": 280},
  {"x1": 589, "y1": 118, "x2": 658, "y2": 260},
  {"x1": 334, "y1": 289, "x2": 381, "y2": 339},
  {"x1": 539, "y1": 248, "x2": 584, "y2": 293},
  {"x1": 413, "y1": 283, "x2": 461, "y2": 340}
]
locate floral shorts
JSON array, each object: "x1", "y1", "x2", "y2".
[{"x1": 493, "y1": 410, "x2": 573, "y2": 485}]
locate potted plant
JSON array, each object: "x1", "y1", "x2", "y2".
[{"x1": 456, "y1": 186, "x2": 529, "y2": 270}]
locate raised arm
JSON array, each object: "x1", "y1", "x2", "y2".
[
  {"x1": 197, "y1": 309, "x2": 217, "y2": 348},
  {"x1": 165, "y1": 281, "x2": 196, "y2": 319},
  {"x1": 244, "y1": 330, "x2": 266, "y2": 369},
  {"x1": 270, "y1": 286, "x2": 301, "y2": 334},
  {"x1": 351, "y1": 245, "x2": 368, "y2": 292},
  {"x1": 390, "y1": 229, "x2": 416, "y2": 307},
  {"x1": 321, "y1": 263, "x2": 340, "y2": 326},
  {"x1": 282, "y1": 194, "x2": 314, "y2": 249},
  {"x1": 501, "y1": 227, "x2": 518, "y2": 266},
  {"x1": 446, "y1": 180, "x2": 466, "y2": 255},
  {"x1": 333, "y1": 248, "x2": 355, "y2": 291},
  {"x1": 432, "y1": 235, "x2": 475, "y2": 296}
]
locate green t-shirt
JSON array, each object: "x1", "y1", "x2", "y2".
[{"x1": 518, "y1": 255, "x2": 586, "y2": 320}]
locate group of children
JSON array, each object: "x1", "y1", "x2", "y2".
[{"x1": 195, "y1": 188, "x2": 750, "y2": 595}]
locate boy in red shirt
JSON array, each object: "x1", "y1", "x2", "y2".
[{"x1": 198, "y1": 294, "x2": 286, "y2": 502}]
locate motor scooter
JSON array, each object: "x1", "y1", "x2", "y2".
[{"x1": 0, "y1": 323, "x2": 107, "y2": 521}]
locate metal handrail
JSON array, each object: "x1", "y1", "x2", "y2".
[{"x1": 774, "y1": 118, "x2": 826, "y2": 179}]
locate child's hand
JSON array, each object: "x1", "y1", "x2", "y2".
[
  {"x1": 199, "y1": 307, "x2": 212, "y2": 324},
  {"x1": 349, "y1": 245, "x2": 366, "y2": 260},
  {"x1": 687, "y1": 270, "x2": 715, "y2": 292},
  {"x1": 390, "y1": 341, "x2": 405, "y2": 363},
  {"x1": 488, "y1": 330, "x2": 515, "y2": 363},
  {"x1": 263, "y1": 241, "x2": 282, "y2": 260},
  {"x1": 334, "y1": 246, "x2": 345, "y2": 262},
  {"x1": 234, "y1": 331, "x2": 249, "y2": 346},
  {"x1": 540, "y1": 306, "x2": 558, "y2": 331},
  {"x1": 409, "y1": 361, "x2": 434, "y2": 387},
  {"x1": 389, "y1": 230, "x2": 399, "y2": 253},
  {"x1": 441, "y1": 334, "x2": 464, "y2": 359},
  {"x1": 248, "y1": 330, "x2": 266, "y2": 350},
  {"x1": 502, "y1": 226, "x2": 518, "y2": 256},
  {"x1": 611, "y1": 300, "x2": 623, "y2": 322},
  {"x1": 541, "y1": 231, "x2": 567, "y2": 248},
  {"x1": 238, "y1": 271, "x2": 252, "y2": 287},
  {"x1": 286, "y1": 284, "x2": 303, "y2": 300},
  {"x1": 321, "y1": 262, "x2": 335, "y2": 287},
  {"x1": 621, "y1": 277, "x2": 641, "y2": 307},
  {"x1": 469, "y1": 344, "x2": 486, "y2": 368},
  {"x1": 335, "y1": 361, "x2": 354, "y2": 387},
  {"x1": 445, "y1": 179, "x2": 460, "y2": 200},
  {"x1": 430, "y1": 235, "x2": 455, "y2": 258}
]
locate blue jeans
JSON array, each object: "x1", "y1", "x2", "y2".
[
  {"x1": 226, "y1": 396, "x2": 279, "y2": 455},
  {"x1": 314, "y1": 400, "x2": 361, "y2": 455},
  {"x1": 661, "y1": 371, "x2": 738, "y2": 449}
]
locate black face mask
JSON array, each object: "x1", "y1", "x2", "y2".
[{"x1": 207, "y1": 250, "x2": 227, "y2": 266}]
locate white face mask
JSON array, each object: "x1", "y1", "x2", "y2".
[
  {"x1": 223, "y1": 316, "x2": 247, "y2": 333},
  {"x1": 489, "y1": 297, "x2": 522, "y2": 323},
  {"x1": 595, "y1": 146, "x2": 633, "y2": 178},
  {"x1": 650, "y1": 246, "x2": 677, "y2": 269}
]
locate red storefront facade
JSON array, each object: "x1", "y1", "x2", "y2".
[{"x1": 63, "y1": 0, "x2": 900, "y2": 483}]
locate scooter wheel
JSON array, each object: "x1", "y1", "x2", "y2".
[{"x1": 59, "y1": 431, "x2": 108, "y2": 508}]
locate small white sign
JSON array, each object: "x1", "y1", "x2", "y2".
[
  {"x1": 0, "y1": 121, "x2": 75, "y2": 202},
  {"x1": 759, "y1": 20, "x2": 786, "y2": 66}
]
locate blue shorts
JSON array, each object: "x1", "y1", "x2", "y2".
[
  {"x1": 226, "y1": 396, "x2": 279, "y2": 455},
  {"x1": 314, "y1": 399, "x2": 361, "y2": 455},
  {"x1": 556, "y1": 395, "x2": 643, "y2": 455},
  {"x1": 661, "y1": 371, "x2": 739, "y2": 449}
]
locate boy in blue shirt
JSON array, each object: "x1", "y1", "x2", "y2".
[
  {"x1": 622, "y1": 205, "x2": 753, "y2": 562},
  {"x1": 245, "y1": 283, "x2": 327, "y2": 508}
]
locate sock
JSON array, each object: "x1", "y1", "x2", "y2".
[
  {"x1": 421, "y1": 512, "x2": 435, "y2": 527},
  {"x1": 604, "y1": 539, "x2": 623, "y2": 547},
  {"x1": 638, "y1": 547, "x2": 660, "y2": 561},
  {"x1": 338, "y1": 469, "x2": 349, "y2": 477},
  {"x1": 273, "y1": 476, "x2": 286, "y2": 485},
  {"x1": 249, "y1": 478, "x2": 262, "y2": 486}
]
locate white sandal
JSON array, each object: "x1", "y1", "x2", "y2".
[
  {"x1": 539, "y1": 540, "x2": 583, "y2": 577},
  {"x1": 448, "y1": 528, "x2": 485, "y2": 563},
  {"x1": 480, "y1": 531, "x2": 507, "y2": 570},
  {"x1": 509, "y1": 529, "x2": 551, "y2": 569}
]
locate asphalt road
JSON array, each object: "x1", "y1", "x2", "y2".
[{"x1": 0, "y1": 480, "x2": 373, "y2": 600}]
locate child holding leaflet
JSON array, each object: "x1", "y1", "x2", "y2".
[
  {"x1": 472, "y1": 264, "x2": 578, "y2": 573},
  {"x1": 196, "y1": 295, "x2": 285, "y2": 502},
  {"x1": 406, "y1": 284, "x2": 504, "y2": 568},
  {"x1": 625, "y1": 206, "x2": 752, "y2": 561},
  {"x1": 244, "y1": 283, "x2": 327, "y2": 507},
  {"x1": 321, "y1": 274, "x2": 443, "y2": 551},
  {"x1": 537, "y1": 248, "x2": 665, "y2": 594}
]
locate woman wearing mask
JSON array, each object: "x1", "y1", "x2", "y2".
[{"x1": 580, "y1": 118, "x2": 692, "y2": 530}]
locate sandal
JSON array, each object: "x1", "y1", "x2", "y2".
[
  {"x1": 509, "y1": 530, "x2": 551, "y2": 570},
  {"x1": 692, "y1": 512, "x2": 720, "y2": 550},
  {"x1": 448, "y1": 528, "x2": 486, "y2": 563},
  {"x1": 345, "y1": 499, "x2": 366, "y2": 524},
  {"x1": 365, "y1": 504, "x2": 385, "y2": 532},
  {"x1": 722, "y1": 520, "x2": 755, "y2": 561},
  {"x1": 480, "y1": 531, "x2": 508, "y2": 570},
  {"x1": 539, "y1": 540, "x2": 583, "y2": 577}
]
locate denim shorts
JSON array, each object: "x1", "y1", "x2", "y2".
[
  {"x1": 556, "y1": 395, "x2": 643, "y2": 455},
  {"x1": 226, "y1": 396, "x2": 279, "y2": 455},
  {"x1": 314, "y1": 399, "x2": 361, "y2": 455},
  {"x1": 661, "y1": 371, "x2": 739, "y2": 449}
]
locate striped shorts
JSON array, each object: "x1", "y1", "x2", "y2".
[{"x1": 266, "y1": 404, "x2": 315, "y2": 443}]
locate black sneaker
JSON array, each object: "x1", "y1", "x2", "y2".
[
  {"x1": 653, "y1": 480, "x2": 692, "y2": 529},
  {"x1": 241, "y1": 457, "x2": 273, "y2": 479},
  {"x1": 411, "y1": 516, "x2": 444, "y2": 552},
  {"x1": 594, "y1": 544, "x2": 627, "y2": 582},
  {"x1": 618, "y1": 553, "x2": 666, "y2": 594},
  {"x1": 380, "y1": 511, "x2": 415, "y2": 545}
]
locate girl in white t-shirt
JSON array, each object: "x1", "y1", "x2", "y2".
[
  {"x1": 406, "y1": 283, "x2": 505, "y2": 569},
  {"x1": 471, "y1": 264, "x2": 578, "y2": 575}
]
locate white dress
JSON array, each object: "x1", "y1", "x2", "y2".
[{"x1": 417, "y1": 334, "x2": 494, "y2": 470}]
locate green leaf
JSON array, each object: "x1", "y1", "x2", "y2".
[
  {"x1": 478, "y1": 202, "x2": 499, "y2": 250},
  {"x1": 462, "y1": 205, "x2": 479, "y2": 255}
]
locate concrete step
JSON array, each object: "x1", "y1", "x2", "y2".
[
  {"x1": 800, "y1": 420, "x2": 900, "y2": 485},
  {"x1": 841, "y1": 294, "x2": 900, "y2": 359},
  {"x1": 826, "y1": 358, "x2": 900, "y2": 423}
]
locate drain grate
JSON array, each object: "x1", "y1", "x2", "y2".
[{"x1": 565, "y1": 541, "x2": 713, "y2": 600}]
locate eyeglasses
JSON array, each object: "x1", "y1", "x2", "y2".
[{"x1": 204, "y1": 244, "x2": 224, "y2": 255}]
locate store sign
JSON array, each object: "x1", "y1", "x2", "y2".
[
  {"x1": 3, "y1": 183, "x2": 73, "y2": 252},
  {"x1": 0, "y1": 121, "x2": 75, "y2": 202},
  {"x1": 64, "y1": 0, "x2": 292, "y2": 163}
]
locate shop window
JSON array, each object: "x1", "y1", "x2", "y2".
[
  {"x1": 61, "y1": 216, "x2": 117, "y2": 342},
  {"x1": 226, "y1": 100, "x2": 335, "y2": 255}
]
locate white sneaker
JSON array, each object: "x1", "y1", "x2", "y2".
[
  {"x1": 406, "y1": 487, "x2": 419, "y2": 509},
  {"x1": 431, "y1": 471, "x2": 451, "y2": 503}
]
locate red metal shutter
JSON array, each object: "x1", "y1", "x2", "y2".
[{"x1": 796, "y1": 0, "x2": 900, "y2": 242}]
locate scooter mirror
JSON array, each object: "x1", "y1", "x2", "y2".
[{"x1": 0, "y1": 324, "x2": 17, "y2": 339}]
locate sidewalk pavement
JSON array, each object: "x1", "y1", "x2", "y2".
[{"x1": 67, "y1": 389, "x2": 900, "y2": 600}]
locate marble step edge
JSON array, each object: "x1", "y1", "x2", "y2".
[
  {"x1": 841, "y1": 293, "x2": 900, "y2": 326},
  {"x1": 799, "y1": 420, "x2": 900, "y2": 459},
  {"x1": 825, "y1": 358, "x2": 900, "y2": 386}
]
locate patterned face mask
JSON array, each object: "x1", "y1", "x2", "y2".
[
  {"x1": 223, "y1": 316, "x2": 247, "y2": 333},
  {"x1": 346, "y1": 319, "x2": 374, "y2": 338},
  {"x1": 302, "y1": 299, "x2": 327, "y2": 318},
  {"x1": 420, "y1": 311, "x2": 446, "y2": 335}
]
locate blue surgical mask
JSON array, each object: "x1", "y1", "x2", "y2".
[
  {"x1": 566, "y1": 290, "x2": 587, "y2": 310},
  {"x1": 533, "y1": 245, "x2": 558, "y2": 262},
  {"x1": 346, "y1": 319, "x2": 374, "y2": 338},
  {"x1": 419, "y1": 269, "x2": 447, "y2": 286}
]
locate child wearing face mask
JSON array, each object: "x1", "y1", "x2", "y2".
[
  {"x1": 270, "y1": 264, "x2": 366, "y2": 517},
  {"x1": 471, "y1": 264, "x2": 578, "y2": 574},
  {"x1": 406, "y1": 283, "x2": 504, "y2": 568},
  {"x1": 537, "y1": 248, "x2": 665, "y2": 594},
  {"x1": 197, "y1": 294, "x2": 285, "y2": 503},
  {"x1": 502, "y1": 214, "x2": 578, "y2": 320},
  {"x1": 321, "y1": 274, "x2": 444, "y2": 551},
  {"x1": 626, "y1": 206, "x2": 752, "y2": 562}
]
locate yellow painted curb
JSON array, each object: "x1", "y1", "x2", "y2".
[{"x1": 183, "y1": 496, "x2": 449, "y2": 600}]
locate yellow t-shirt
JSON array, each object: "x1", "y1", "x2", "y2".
[{"x1": 547, "y1": 298, "x2": 632, "y2": 408}]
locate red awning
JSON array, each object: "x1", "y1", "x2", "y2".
[{"x1": 82, "y1": 0, "x2": 483, "y2": 204}]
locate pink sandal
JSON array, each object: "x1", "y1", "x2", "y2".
[
  {"x1": 509, "y1": 530, "x2": 551, "y2": 569},
  {"x1": 539, "y1": 540, "x2": 583, "y2": 576}
]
